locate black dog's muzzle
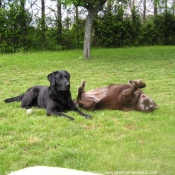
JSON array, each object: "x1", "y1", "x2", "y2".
[{"x1": 58, "y1": 82, "x2": 70, "y2": 91}]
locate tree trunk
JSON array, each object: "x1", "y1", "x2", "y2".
[
  {"x1": 41, "y1": 0, "x2": 45, "y2": 43},
  {"x1": 0, "y1": 0, "x2": 2, "y2": 44},
  {"x1": 20, "y1": 0, "x2": 27, "y2": 47},
  {"x1": 132, "y1": 0, "x2": 135, "y2": 8},
  {"x1": 75, "y1": 5, "x2": 80, "y2": 45},
  {"x1": 107, "y1": 0, "x2": 112, "y2": 13},
  {"x1": 165, "y1": 0, "x2": 167, "y2": 13},
  {"x1": 143, "y1": 0, "x2": 146, "y2": 24},
  {"x1": 130, "y1": 0, "x2": 135, "y2": 10},
  {"x1": 173, "y1": 0, "x2": 175, "y2": 15},
  {"x1": 154, "y1": 0, "x2": 158, "y2": 17},
  {"x1": 83, "y1": 12, "x2": 94, "y2": 59},
  {"x1": 57, "y1": 0, "x2": 62, "y2": 40},
  {"x1": 80, "y1": 0, "x2": 107, "y2": 59}
]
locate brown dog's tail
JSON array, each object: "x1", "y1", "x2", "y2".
[
  {"x1": 4, "y1": 94, "x2": 24, "y2": 103},
  {"x1": 77, "y1": 80, "x2": 85, "y2": 100}
]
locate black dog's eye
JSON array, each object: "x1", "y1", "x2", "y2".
[
  {"x1": 59, "y1": 77, "x2": 63, "y2": 80},
  {"x1": 55, "y1": 75, "x2": 62, "y2": 80}
]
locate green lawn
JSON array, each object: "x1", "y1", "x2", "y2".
[{"x1": 0, "y1": 46, "x2": 175, "y2": 175}]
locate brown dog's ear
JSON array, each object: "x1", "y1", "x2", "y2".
[{"x1": 47, "y1": 71, "x2": 56, "y2": 85}]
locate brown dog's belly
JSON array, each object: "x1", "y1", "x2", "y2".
[
  {"x1": 79, "y1": 87, "x2": 108, "y2": 110},
  {"x1": 80, "y1": 85, "x2": 126, "y2": 110},
  {"x1": 83, "y1": 87, "x2": 108, "y2": 102}
]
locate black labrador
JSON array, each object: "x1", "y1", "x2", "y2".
[{"x1": 4, "y1": 70, "x2": 92, "y2": 121}]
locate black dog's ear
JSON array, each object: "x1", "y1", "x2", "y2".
[
  {"x1": 47, "y1": 71, "x2": 56, "y2": 85},
  {"x1": 65, "y1": 71, "x2": 70, "y2": 80}
]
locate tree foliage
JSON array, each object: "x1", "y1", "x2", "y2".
[{"x1": 0, "y1": 0, "x2": 175, "y2": 53}]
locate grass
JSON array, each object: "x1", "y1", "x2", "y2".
[{"x1": 0, "y1": 46, "x2": 175, "y2": 175}]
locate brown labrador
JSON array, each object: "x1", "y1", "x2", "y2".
[{"x1": 76, "y1": 80, "x2": 158, "y2": 112}]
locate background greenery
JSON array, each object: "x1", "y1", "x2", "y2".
[
  {"x1": 0, "y1": 1, "x2": 175, "y2": 53},
  {"x1": 0, "y1": 46, "x2": 175, "y2": 175}
]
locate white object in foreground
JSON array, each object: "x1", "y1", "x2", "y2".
[
  {"x1": 8, "y1": 166, "x2": 101, "y2": 175},
  {"x1": 26, "y1": 108, "x2": 33, "y2": 115}
]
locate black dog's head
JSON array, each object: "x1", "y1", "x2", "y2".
[{"x1": 47, "y1": 70, "x2": 70, "y2": 91}]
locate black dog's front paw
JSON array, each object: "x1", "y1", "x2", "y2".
[
  {"x1": 84, "y1": 114, "x2": 92, "y2": 119},
  {"x1": 68, "y1": 116, "x2": 75, "y2": 121}
]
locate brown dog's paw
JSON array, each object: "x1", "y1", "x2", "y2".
[
  {"x1": 78, "y1": 86, "x2": 83, "y2": 98},
  {"x1": 134, "y1": 79, "x2": 146, "y2": 88},
  {"x1": 81, "y1": 80, "x2": 85, "y2": 90},
  {"x1": 128, "y1": 80, "x2": 146, "y2": 88},
  {"x1": 128, "y1": 80, "x2": 135, "y2": 86}
]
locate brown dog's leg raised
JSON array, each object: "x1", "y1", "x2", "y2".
[
  {"x1": 123, "y1": 80, "x2": 146, "y2": 96},
  {"x1": 133, "y1": 80, "x2": 146, "y2": 88},
  {"x1": 77, "y1": 80, "x2": 86, "y2": 100}
]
